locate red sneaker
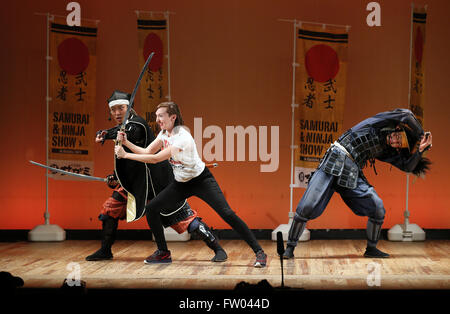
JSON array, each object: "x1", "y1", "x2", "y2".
[
  {"x1": 144, "y1": 250, "x2": 172, "y2": 264},
  {"x1": 254, "y1": 250, "x2": 267, "y2": 268}
]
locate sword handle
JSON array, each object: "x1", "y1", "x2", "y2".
[{"x1": 115, "y1": 126, "x2": 126, "y2": 148}]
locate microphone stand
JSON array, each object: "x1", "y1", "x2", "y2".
[{"x1": 277, "y1": 231, "x2": 285, "y2": 288}]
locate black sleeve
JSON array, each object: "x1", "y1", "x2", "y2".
[
  {"x1": 102, "y1": 125, "x2": 120, "y2": 141},
  {"x1": 373, "y1": 109, "x2": 424, "y2": 138},
  {"x1": 377, "y1": 149, "x2": 424, "y2": 173},
  {"x1": 101, "y1": 122, "x2": 148, "y2": 147},
  {"x1": 126, "y1": 123, "x2": 147, "y2": 148}
]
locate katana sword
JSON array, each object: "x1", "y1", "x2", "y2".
[
  {"x1": 29, "y1": 160, "x2": 107, "y2": 182},
  {"x1": 116, "y1": 51, "x2": 155, "y2": 147}
]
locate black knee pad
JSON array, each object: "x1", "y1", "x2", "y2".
[
  {"x1": 294, "y1": 213, "x2": 308, "y2": 223},
  {"x1": 190, "y1": 218, "x2": 216, "y2": 243},
  {"x1": 187, "y1": 217, "x2": 201, "y2": 233},
  {"x1": 296, "y1": 198, "x2": 322, "y2": 220},
  {"x1": 367, "y1": 218, "x2": 383, "y2": 244},
  {"x1": 371, "y1": 205, "x2": 385, "y2": 222},
  {"x1": 369, "y1": 192, "x2": 386, "y2": 221}
]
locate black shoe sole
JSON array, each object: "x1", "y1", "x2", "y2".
[
  {"x1": 144, "y1": 259, "x2": 172, "y2": 264},
  {"x1": 363, "y1": 253, "x2": 390, "y2": 258},
  {"x1": 85, "y1": 256, "x2": 113, "y2": 261}
]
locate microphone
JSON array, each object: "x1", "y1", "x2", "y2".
[
  {"x1": 277, "y1": 231, "x2": 285, "y2": 256},
  {"x1": 276, "y1": 231, "x2": 285, "y2": 288}
]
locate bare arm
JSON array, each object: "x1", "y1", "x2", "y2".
[
  {"x1": 117, "y1": 131, "x2": 162, "y2": 154},
  {"x1": 115, "y1": 143, "x2": 181, "y2": 164}
]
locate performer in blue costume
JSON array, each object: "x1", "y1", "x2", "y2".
[{"x1": 284, "y1": 108, "x2": 432, "y2": 259}]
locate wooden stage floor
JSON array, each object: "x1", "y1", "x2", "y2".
[{"x1": 0, "y1": 239, "x2": 449, "y2": 291}]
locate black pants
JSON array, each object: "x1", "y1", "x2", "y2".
[{"x1": 145, "y1": 167, "x2": 262, "y2": 253}]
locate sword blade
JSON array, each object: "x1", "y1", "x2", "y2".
[
  {"x1": 121, "y1": 51, "x2": 155, "y2": 131},
  {"x1": 29, "y1": 160, "x2": 107, "y2": 182}
]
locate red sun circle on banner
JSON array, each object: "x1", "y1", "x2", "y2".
[
  {"x1": 305, "y1": 44, "x2": 339, "y2": 83},
  {"x1": 143, "y1": 33, "x2": 163, "y2": 72},
  {"x1": 57, "y1": 37, "x2": 90, "y2": 75},
  {"x1": 414, "y1": 27, "x2": 423, "y2": 64}
]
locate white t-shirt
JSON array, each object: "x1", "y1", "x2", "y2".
[{"x1": 157, "y1": 126, "x2": 205, "y2": 182}]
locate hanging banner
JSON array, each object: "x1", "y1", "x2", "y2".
[
  {"x1": 409, "y1": 6, "x2": 427, "y2": 127},
  {"x1": 294, "y1": 25, "x2": 348, "y2": 188},
  {"x1": 48, "y1": 17, "x2": 97, "y2": 180},
  {"x1": 137, "y1": 12, "x2": 169, "y2": 135}
]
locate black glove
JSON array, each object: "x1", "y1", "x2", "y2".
[{"x1": 106, "y1": 173, "x2": 119, "y2": 189}]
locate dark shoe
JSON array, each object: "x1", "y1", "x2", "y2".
[
  {"x1": 282, "y1": 245, "x2": 295, "y2": 259},
  {"x1": 211, "y1": 249, "x2": 228, "y2": 262},
  {"x1": 364, "y1": 246, "x2": 390, "y2": 258},
  {"x1": 144, "y1": 250, "x2": 172, "y2": 264},
  {"x1": 85, "y1": 248, "x2": 113, "y2": 261},
  {"x1": 85, "y1": 216, "x2": 118, "y2": 261},
  {"x1": 254, "y1": 250, "x2": 267, "y2": 268}
]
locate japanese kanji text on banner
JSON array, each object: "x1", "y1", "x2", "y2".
[
  {"x1": 49, "y1": 17, "x2": 97, "y2": 179},
  {"x1": 409, "y1": 6, "x2": 426, "y2": 127},
  {"x1": 137, "y1": 12, "x2": 169, "y2": 135},
  {"x1": 294, "y1": 25, "x2": 348, "y2": 188}
]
